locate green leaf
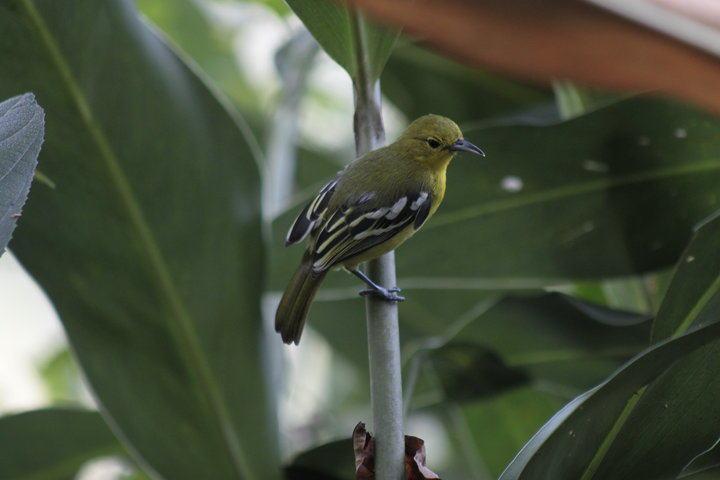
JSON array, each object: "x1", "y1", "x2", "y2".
[
  {"x1": 500, "y1": 323, "x2": 720, "y2": 479},
  {"x1": 422, "y1": 98, "x2": 720, "y2": 281},
  {"x1": 500, "y1": 215, "x2": 720, "y2": 480},
  {"x1": 576, "y1": 213, "x2": 720, "y2": 480},
  {"x1": 0, "y1": 93, "x2": 43, "y2": 256},
  {"x1": 136, "y1": 0, "x2": 260, "y2": 113},
  {"x1": 681, "y1": 441, "x2": 720, "y2": 479},
  {"x1": 284, "y1": 439, "x2": 353, "y2": 480},
  {"x1": 0, "y1": 408, "x2": 121, "y2": 480},
  {"x1": 652, "y1": 212, "x2": 720, "y2": 341},
  {"x1": 420, "y1": 294, "x2": 650, "y2": 402},
  {"x1": 301, "y1": 289, "x2": 498, "y2": 378},
  {"x1": 458, "y1": 390, "x2": 564, "y2": 478},
  {"x1": 0, "y1": 1, "x2": 278, "y2": 479},
  {"x1": 300, "y1": 291, "x2": 649, "y2": 410},
  {"x1": 39, "y1": 348, "x2": 82, "y2": 403},
  {"x1": 427, "y1": 344, "x2": 529, "y2": 402},
  {"x1": 285, "y1": 0, "x2": 398, "y2": 80},
  {"x1": 270, "y1": 97, "x2": 720, "y2": 287},
  {"x1": 383, "y1": 43, "x2": 551, "y2": 125}
]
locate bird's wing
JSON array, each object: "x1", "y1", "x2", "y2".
[
  {"x1": 285, "y1": 178, "x2": 338, "y2": 246},
  {"x1": 311, "y1": 190, "x2": 432, "y2": 272}
]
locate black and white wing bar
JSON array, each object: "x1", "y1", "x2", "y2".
[
  {"x1": 285, "y1": 179, "x2": 338, "y2": 246},
  {"x1": 311, "y1": 190, "x2": 432, "y2": 271}
]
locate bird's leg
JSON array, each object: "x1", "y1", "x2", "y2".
[{"x1": 349, "y1": 268, "x2": 405, "y2": 302}]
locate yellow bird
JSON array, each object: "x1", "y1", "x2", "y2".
[{"x1": 275, "y1": 114, "x2": 484, "y2": 344}]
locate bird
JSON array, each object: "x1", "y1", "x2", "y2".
[{"x1": 275, "y1": 114, "x2": 485, "y2": 344}]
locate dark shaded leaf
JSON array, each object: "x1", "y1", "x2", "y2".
[
  {"x1": 584, "y1": 213, "x2": 720, "y2": 480},
  {"x1": 500, "y1": 321, "x2": 720, "y2": 479},
  {"x1": 0, "y1": 408, "x2": 121, "y2": 480},
  {"x1": 285, "y1": 0, "x2": 398, "y2": 81},
  {"x1": 0, "y1": 93, "x2": 43, "y2": 256},
  {"x1": 285, "y1": 439, "x2": 353, "y2": 480},
  {"x1": 681, "y1": 441, "x2": 720, "y2": 479},
  {"x1": 407, "y1": 98, "x2": 720, "y2": 281},
  {"x1": 501, "y1": 215, "x2": 720, "y2": 479},
  {"x1": 454, "y1": 390, "x2": 563, "y2": 478},
  {"x1": 428, "y1": 344, "x2": 529, "y2": 401},
  {"x1": 0, "y1": 1, "x2": 278, "y2": 478},
  {"x1": 382, "y1": 43, "x2": 551, "y2": 125},
  {"x1": 652, "y1": 212, "x2": 720, "y2": 341},
  {"x1": 419, "y1": 293, "x2": 650, "y2": 403}
]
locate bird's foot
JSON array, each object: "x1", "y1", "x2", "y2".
[{"x1": 359, "y1": 286, "x2": 405, "y2": 302}]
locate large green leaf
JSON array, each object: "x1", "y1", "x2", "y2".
[
  {"x1": 681, "y1": 441, "x2": 720, "y2": 479},
  {"x1": 578, "y1": 213, "x2": 720, "y2": 480},
  {"x1": 297, "y1": 291, "x2": 649, "y2": 421},
  {"x1": 0, "y1": 1, "x2": 278, "y2": 479},
  {"x1": 382, "y1": 43, "x2": 551, "y2": 125},
  {"x1": 285, "y1": 0, "x2": 397, "y2": 81},
  {"x1": 270, "y1": 98, "x2": 720, "y2": 288},
  {"x1": 652, "y1": 212, "x2": 720, "y2": 342},
  {"x1": 499, "y1": 323, "x2": 720, "y2": 479},
  {"x1": 418, "y1": 293, "x2": 650, "y2": 403},
  {"x1": 500, "y1": 214, "x2": 720, "y2": 480},
  {"x1": 459, "y1": 390, "x2": 563, "y2": 478},
  {"x1": 0, "y1": 93, "x2": 43, "y2": 256},
  {"x1": 284, "y1": 439, "x2": 352, "y2": 480},
  {"x1": 136, "y1": 0, "x2": 260, "y2": 114},
  {"x1": 298, "y1": 289, "x2": 498, "y2": 378},
  {"x1": 0, "y1": 408, "x2": 121, "y2": 480}
]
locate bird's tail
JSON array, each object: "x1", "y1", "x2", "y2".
[{"x1": 275, "y1": 252, "x2": 326, "y2": 345}]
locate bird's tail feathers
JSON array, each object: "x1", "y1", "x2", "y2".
[{"x1": 275, "y1": 252, "x2": 326, "y2": 345}]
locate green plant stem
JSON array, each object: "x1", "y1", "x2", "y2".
[{"x1": 350, "y1": 9, "x2": 405, "y2": 480}]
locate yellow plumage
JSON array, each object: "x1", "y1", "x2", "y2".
[{"x1": 276, "y1": 114, "x2": 484, "y2": 344}]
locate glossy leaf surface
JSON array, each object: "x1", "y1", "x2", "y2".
[
  {"x1": 285, "y1": 0, "x2": 397, "y2": 80},
  {"x1": 0, "y1": 1, "x2": 278, "y2": 479},
  {"x1": 0, "y1": 94, "x2": 43, "y2": 256},
  {"x1": 501, "y1": 214, "x2": 720, "y2": 480}
]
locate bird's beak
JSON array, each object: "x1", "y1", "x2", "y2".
[{"x1": 450, "y1": 138, "x2": 485, "y2": 156}]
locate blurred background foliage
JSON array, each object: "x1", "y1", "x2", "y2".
[{"x1": 1, "y1": 0, "x2": 720, "y2": 479}]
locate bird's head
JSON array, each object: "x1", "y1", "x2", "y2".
[{"x1": 395, "y1": 114, "x2": 485, "y2": 169}]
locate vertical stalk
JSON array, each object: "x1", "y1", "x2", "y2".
[{"x1": 350, "y1": 11, "x2": 405, "y2": 480}]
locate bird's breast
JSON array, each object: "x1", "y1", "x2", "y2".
[{"x1": 427, "y1": 167, "x2": 447, "y2": 217}]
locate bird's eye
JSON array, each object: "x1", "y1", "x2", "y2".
[{"x1": 427, "y1": 138, "x2": 441, "y2": 149}]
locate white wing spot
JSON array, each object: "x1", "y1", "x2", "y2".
[
  {"x1": 327, "y1": 217, "x2": 346, "y2": 232},
  {"x1": 674, "y1": 128, "x2": 687, "y2": 139},
  {"x1": 386, "y1": 197, "x2": 408, "y2": 220},
  {"x1": 354, "y1": 223, "x2": 404, "y2": 240},
  {"x1": 411, "y1": 192, "x2": 428, "y2": 211},
  {"x1": 317, "y1": 228, "x2": 346, "y2": 254},
  {"x1": 357, "y1": 192, "x2": 375, "y2": 204},
  {"x1": 367, "y1": 207, "x2": 389, "y2": 219}
]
